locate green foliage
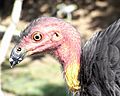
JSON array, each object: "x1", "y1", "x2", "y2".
[{"x1": 2, "y1": 56, "x2": 67, "y2": 96}]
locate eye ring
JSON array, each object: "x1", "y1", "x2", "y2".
[{"x1": 32, "y1": 32, "x2": 42, "y2": 41}]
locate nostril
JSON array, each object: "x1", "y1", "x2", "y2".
[{"x1": 17, "y1": 47, "x2": 21, "y2": 52}]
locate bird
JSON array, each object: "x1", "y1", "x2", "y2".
[{"x1": 9, "y1": 17, "x2": 120, "y2": 96}]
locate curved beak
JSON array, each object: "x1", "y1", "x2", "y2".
[{"x1": 9, "y1": 46, "x2": 26, "y2": 68}]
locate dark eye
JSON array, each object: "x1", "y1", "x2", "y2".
[{"x1": 32, "y1": 32, "x2": 42, "y2": 41}]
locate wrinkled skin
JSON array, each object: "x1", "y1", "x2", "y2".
[
  {"x1": 10, "y1": 17, "x2": 81, "y2": 93},
  {"x1": 10, "y1": 17, "x2": 120, "y2": 96}
]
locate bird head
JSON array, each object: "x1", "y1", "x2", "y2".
[{"x1": 9, "y1": 17, "x2": 81, "y2": 92}]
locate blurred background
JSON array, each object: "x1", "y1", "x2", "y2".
[{"x1": 0, "y1": 0, "x2": 120, "y2": 96}]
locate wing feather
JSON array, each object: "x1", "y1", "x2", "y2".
[{"x1": 80, "y1": 19, "x2": 120, "y2": 96}]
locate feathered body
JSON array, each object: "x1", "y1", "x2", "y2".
[
  {"x1": 9, "y1": 17, "x2": 120, "y2": 96},
  {"x1": 80, "y1": 20, "x2": 120, "y2": 96}
]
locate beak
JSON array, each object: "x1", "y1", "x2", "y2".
[{"x1": 9, "y1": 46, "x2": 26, "y2": 68}]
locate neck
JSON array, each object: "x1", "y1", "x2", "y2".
[{"x1": 54, "y1": 29, "x2": 81, "y2": 92}]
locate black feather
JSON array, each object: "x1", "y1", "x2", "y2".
[
  {"x1": 80, "y1": 19, "x2": 120, "y2": 96},
  {"x1": 19, "y1": 17, "x2": 42, "y2": 41}
]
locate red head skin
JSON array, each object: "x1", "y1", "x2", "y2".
[{"x1": 17, "y1": 17, "x2": 81, "y2": 92}]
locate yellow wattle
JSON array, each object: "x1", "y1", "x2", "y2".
[{"x1": 65, "y1": 63, "x2": 80, "y2": 92}]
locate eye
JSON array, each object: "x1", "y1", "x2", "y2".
[{"x1": 32, "y1": 32, "x2": 42, "y2": 41}]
